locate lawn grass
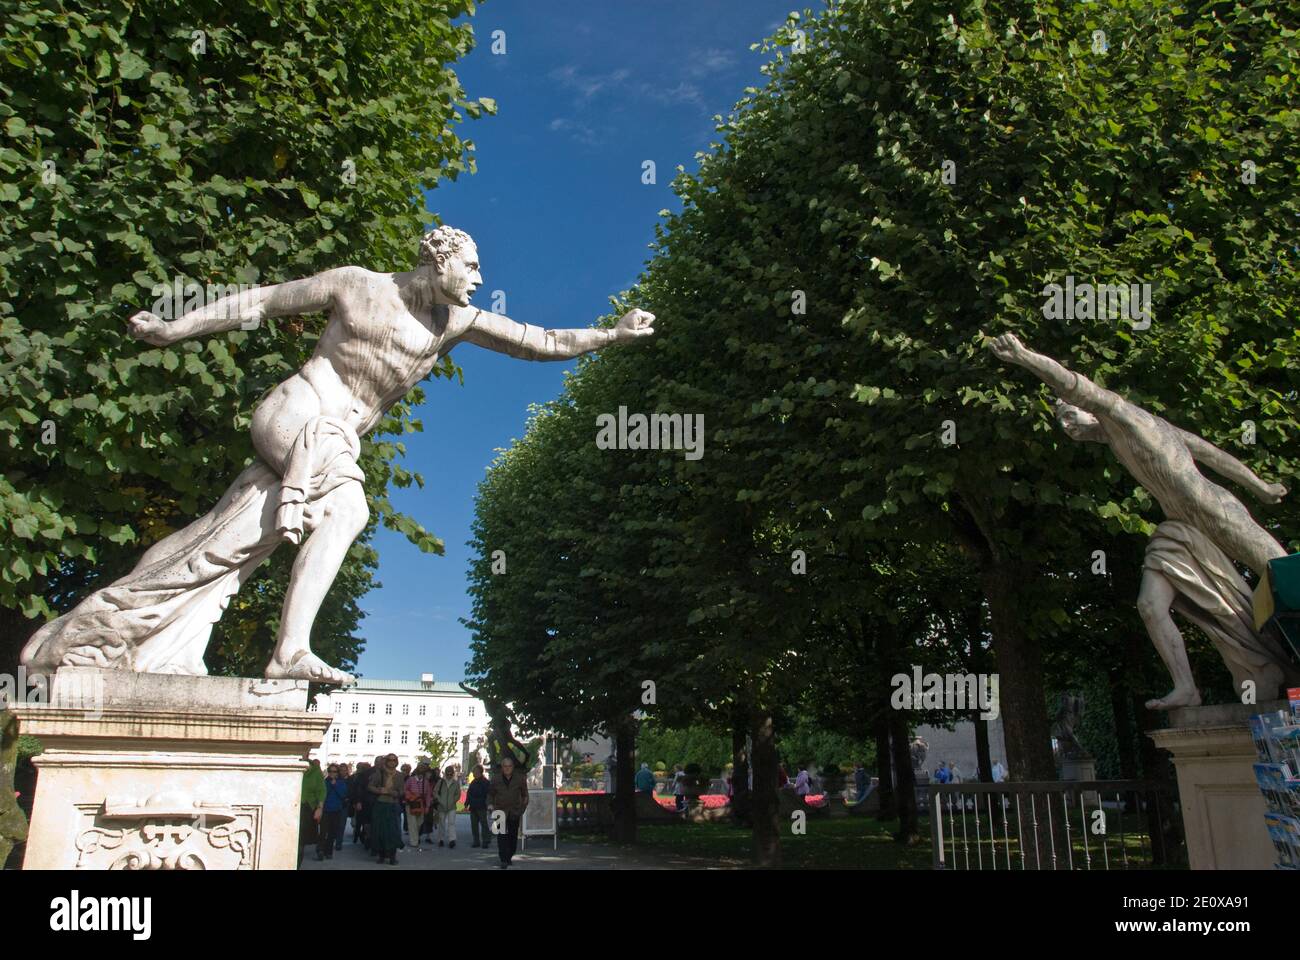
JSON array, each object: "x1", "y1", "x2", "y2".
[
  {"x1": 565, "y1": 807, "x2": 1183, "y2": 870},
  {"x1": 566, "y1": 815, "x2": 935, "y2": 869}
]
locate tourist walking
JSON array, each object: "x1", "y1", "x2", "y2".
[
  {"x1": 434, "y1": 764, "x2": 460, "y2": 848},
  {"x1": 672, "y1": 764, "x2": 686, "y2": 812},
  {"x1": 421, "y1": 765, "x2": 440, "y2": 843},
  {"x1": 853, "y1": 762, "x2": 868, "y2": 802},
  {"x1": 634, "y1": 762, "x2": 656, "y2": 796},
  {"x1": 488, "y1": 754, "x2": 529, "y2": 869},
  {"x1": 299, "y1": 759, "x2": 325, "y2": 868},
  {"x1": 363, "y1": 754, "x2": 386, "y2": 851},
  {"x1": 368, "y1": 753, "x2": 404, "y2": 865},
  {"x1": 403, "y1": 764, "x2": 434, "y2": 851},
  {"x1": 335, "y1": 763, "x2": 352, "y2": 850},
  {"x1": 794, "y1": 762, "x2": 812, "y2": 798},
  {"x1": 467, "y1": 763, "x2": 491, "y2": 848},
  {"x1": 349, "y1": 761, "x2": 371, "y2": 846},
  {"x1": 316, "y1": 763, "x2": 349, "y2": 861}
]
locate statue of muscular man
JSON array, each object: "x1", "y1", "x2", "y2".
[{"x1": 23, "y1": 227, "x2": 655, "y2": 685}]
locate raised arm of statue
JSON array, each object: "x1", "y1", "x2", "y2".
[
  {"x1": 460, "y1": 307, "x2": 655, "y2": 361},
  {"x1": 125, "y1": 267, "x2": 351, "y2": 347},
  {"x1": 987, "y1": 333, "x2": 1123, "y2": 418},
  {"x1": 1175, "y1": 429, "x2": 1288, "y2": 504}
]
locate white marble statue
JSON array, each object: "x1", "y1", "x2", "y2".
[
  {"x1": 22, "y1": 226, "x2": 656, "y2": 684},
  {"x1": 988, "y1": 333, "x2": 1300, "y2": 709}
]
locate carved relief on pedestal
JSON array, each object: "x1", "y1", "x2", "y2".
[{"x1": 73, "y1": 794, "x2": 261, "y2": 870}]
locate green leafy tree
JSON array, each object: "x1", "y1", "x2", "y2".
[
  {"x1": 418, "y1": 730, "x2": 460, "y2": 772},
  {"x1": 467, "y1": 0, "x2": 1300, "y2": 867},
  {"x1": 0, "y1": 0, "x2": 495, "y2": 674}
]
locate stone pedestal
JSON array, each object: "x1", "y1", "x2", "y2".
[
  {"x1": 1060, "y1": 754, "x2": 1098, "y2": 805},
  {"x1": 1060, "y1": 754, "x2": 1096, "y2": 781},
  {"x1": 10, "y1": 668, "x2": 329, "y2": 870},
  {"x1": 1148, "y1": 700, "x2": 1281, "y2": 870}
]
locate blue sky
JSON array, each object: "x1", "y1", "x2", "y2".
[{"x1": 353, "y1": 0, "x2": 813, "y2": 683}]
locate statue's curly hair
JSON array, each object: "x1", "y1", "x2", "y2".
[{"x1": 417, "y1": 225, "x2": 475, "y2": 267}]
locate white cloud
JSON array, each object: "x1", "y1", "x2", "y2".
[
  {"x1": 550, "y1": 64, "x2": 631, "y2": 101},
  {"x1": 640, "y1": 80, "x2": 707, "y2": 111},
  {"x1": 686, "y1": 47, "x2": 737, "y2": 76},
  {"x1": 549, "y1": 116, "x2": 603, "y2": 146}
]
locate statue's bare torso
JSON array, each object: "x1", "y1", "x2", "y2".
[
  {"x1": 250, "y1": 267, "x2": 475, "y2": 470},
  {"x1": 1101, "y1": 406, "x2": 1227, "y2": 523}
]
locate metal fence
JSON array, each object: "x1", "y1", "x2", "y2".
[{"x1": 929, "y1": 780, "x2": 1184, "y2": 870}]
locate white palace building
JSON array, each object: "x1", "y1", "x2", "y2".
[{"x1": 307, "y1": 674, "x2": 489, "y2": 771}]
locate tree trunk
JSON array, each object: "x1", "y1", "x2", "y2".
[
  {"x1": 730, "y1": 711, "x2": 751, "y2": 827},
  {"x1": 1, "y1": 711, "x2": 29, "y2": 870},
  {"x1": 974, "y1": 712, "x2": 992, "y2": 782},
  {"x1": 749, "y1": 709, "x2": 781, "y2": 867},
  {"x1": 982, "y1": 558, "x2": 1057, "y2": 781},
  {"x1": 0, "y1": 605, "x2": 37, "y2": 680},
  {"x1": 889, "y1": 712, "x2": 919, "y2": 841},
  {"x1": 873, "y1": 712, "x2": 895, "y2": 819},
  {"x1": 1109, "y1": 665, "x2": 1138, "y2": 780},
  {"x1": 610, "y1": 718, "x2": 637, "y2": 843}
]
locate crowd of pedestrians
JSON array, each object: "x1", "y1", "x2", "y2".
[{"x1": 299, "y1": 752, "x2": 531, "y2": 869}]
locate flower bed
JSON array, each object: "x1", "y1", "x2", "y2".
[{"x1": 655, "y1": 794, "x2": 730, "y2": 809}]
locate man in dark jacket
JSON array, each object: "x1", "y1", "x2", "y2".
[
  {"x1": 345, "y1": 759, "x2": 371, "y2": 842},
  {"x1": 487, "y1": 754, "x2": 529, "y2": 868},
  {"x1": 466, "y1": 763, "x2": 491, "y2": 849}
]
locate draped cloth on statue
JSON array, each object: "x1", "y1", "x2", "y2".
[
  {"x1": 21, "y1": 416, "x2": 364, "y2": 676},
  {"x1": 1143, "y1": 520, "x2": 1299, "y2": 689},
  {"x1": 275, "y1": 416, "x2": 365, "y2": 545}
]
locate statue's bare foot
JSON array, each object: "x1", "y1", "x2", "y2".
[
  {"x1": 266, "y1": 650, "x2": 354, "y2": 686},
  {"x1": 1145, "y1": 687, "x2": 1202, "y2": 711}
]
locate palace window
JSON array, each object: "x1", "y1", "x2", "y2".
[
  {"x1": 349, "y1": 729, "x2": 357, "y2": 744},
  {"x1": 383, "y1": 730, "x2": 391, "y2": 744},
  {"x1": 366, "y1": 730, "x2": 374, "y2": 744},
  {"x1": 468, "y1": 706, "x2": 475, "y2": 717},
  {"x1": 402, "y1": 704, "x2": 409, "y2": 716},
  {"x1": 385, "y1": 703, "x2": 392, "y2": 716},
  {"x1": 331, "y1": 728, "x2": 340, "y2": 743},
  {"x1": 368, "y1": 703, "x2": 375, "y2": 715},
  {"x1": 418, "y1": 705, "x2": 427, "y2": 717},
  {"x1": 351, "y1": 702, "x2": 359, "y2": 714},
  {"x1": 400, "y1": 731, "x2": 409, "y2": 745}
]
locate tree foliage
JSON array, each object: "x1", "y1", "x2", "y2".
[
  {"x1": 465, "y1": 0, "x2": 1299, "y2": 860},
  {"x1": 0, "y1": 0, "x2": 495, "y2": 674}
]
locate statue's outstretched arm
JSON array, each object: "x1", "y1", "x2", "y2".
[
  {"x1": 126, "y1": 267, "x2": 348, "y2": 347},
  {"x1": 1175, "y1": 428, "x2": 1287, "y2": 503},
  {"x1": 459, "y1": 307, "x2": 654, "y2": 361},
  {"x1": 987, "y1": 333, "x2": 1122, "y2": 417}
]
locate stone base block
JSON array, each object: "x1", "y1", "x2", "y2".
[
  {"x1": 1149, "y1": 700, "x2": 1282, "y2": 870},
  {"x1": 10, "y1": 668, "x2": 329, "y2": 870}
]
